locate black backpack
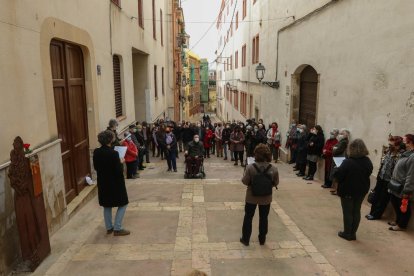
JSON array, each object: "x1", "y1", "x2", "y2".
[{"x1": 251, "y1": 164, "x2": 273, "y2": 196}]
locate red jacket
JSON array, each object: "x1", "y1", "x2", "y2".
[
  {"x1": 323, "y1": 138, "x2": 338, "y2": 158},
  {"x1": 203, "y1": 130, "x2": 214, "y2": 148},
  {"x1": 122, "y1": 140, "x2": 138, "y2": 162}
]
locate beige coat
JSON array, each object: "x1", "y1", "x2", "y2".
[{"x1": 242, "y1": 162, "x2": 279, "y2": 205}]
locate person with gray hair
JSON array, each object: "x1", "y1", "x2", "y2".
[
  {"x1": 321, "y1": 128, "x2": 339, "y2": 188},
  {"x1": 93, "y1": 130, "x2": 130, "y2": 236},
  {"x1": 330, "y1": 128, "x2": 351, "y2": 195},
  {"x1": 107, "y1": 118, "x2": 121, "y2": 147},
  {"x1": 295, "y1": 124, "x2": 308, "y2": 177}
]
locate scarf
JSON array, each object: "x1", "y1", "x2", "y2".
[{"x1": 166, "y1": 134, "x2": 173, "y2": 145}]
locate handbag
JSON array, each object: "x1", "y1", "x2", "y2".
[
  {"x1": 367, "y1": 190, "x2": 376, "y2": 204},
  {"x1": 388, "y1": 179, "x2": 403, "y2": 194}
]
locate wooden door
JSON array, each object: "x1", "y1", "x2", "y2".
[
  {"x1": 50, "y1": 40, "x2": 90, "y2": 204},
  {"x1": 299, "y1": 66, "x2": 318, "y2": 128}
]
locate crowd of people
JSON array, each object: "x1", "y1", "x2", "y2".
[{"x1": 93, "y1": 116, "x2": 414, "y2": 242}]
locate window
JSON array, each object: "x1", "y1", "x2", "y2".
[
  {"x1": 230, "y1": 22, "x2": 233, "y2": 37},
  {"x1": 160, "y1": 9, "x2": 163, "y2": 46},
  {"x1": 113, "y1": 55, "x2": 123, "y2": 117},
  {"x1": 162, "y1": 67, "x2": 165, "y2": 96},
  {"x1": 111, "y1": 0, "x2": 121, "y2": 8},
  {"x1": 254, "y1": 0, "x2": 257, "y2": 4},
  {"x1": 234, "y1": 90, "x2": 239, "y2": 110},
  {"x1": 236, "y1": 12, "x2": 239, "y2": 29},
  {"x1": 230, "y1": 55, "x2": 233, "y2": 70},
  {"x1": 152, "y1": 0, "x2": 156, "y2": 40},
  {"x1": 138, "y1": 0, "x2": 144, "y2": 28},
  {"x1": 235, "y1": 51, "x2": 239, "y2": 69},
  {"x1": 249, "y1": 95, "x2": 253, "y2": 118},
  {"x1": 154, "y1": 65, "x2": 158, "y2": 98},
  {"x1": 252, "y1": 35, "x2": 259, "y2": 64},
  {"x1": 242, "y1": 44, "x2": 246, "y2": 67},
  {"x1": 240, "y1": 92, "x2": 247, "y2": 117},
  {"x1": 243, "y1": 0, "x2": 247, "y2": 19}
]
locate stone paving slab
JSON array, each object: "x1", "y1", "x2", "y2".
[
  {"x1": 211, "y1": 258, "x2": 323, "y2": 276},
  {"x1": 62, "y1": 260, "x2": 171, "y2": 276}
]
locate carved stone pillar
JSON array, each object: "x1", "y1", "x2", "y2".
[{"x1": 8, "y1": 137, "x2": 50, "y2": 271}]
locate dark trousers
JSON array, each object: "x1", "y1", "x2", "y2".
[
  {"x1": 340, "y1": 196, "x2": 364, "y2": 237},
  {"x1": 297, "y1": 162, "x2": 306, "y2": 175},
  {"x1": 307, "y1": 161, "x2": 317, "y2": 177},
  {"x1": 290, "y1": 147, "x2": 297, "y2": 163},
  {"x1": 126, "y1": 160, "x2": 138, "y2": 178},
  {"x1": 324, "y1": 157, "x2": 333, "y2": 187},
  {"x1": 390, "y1": 194, "x2": 412, "y2": 229},
  {"x1": 186, "y1": 156, "x2": 202, "y2": 175},
  {"x1": 138, "y1": 150, "x2": 145, "y2": 169},
  {"x1": 166, "y1": 150, "x2": 177, "y2": 170},
  {"x1": 242, "y1": 203, "x2": 271, "y2": 242},
  {"x1": 369, "y1": 179, "x2": 391, "y2": 218},
  {"x1": 204, "y1": 147, "x2": 210, "y2": 158},
  {"x1": 234, "y1": 151, "x2": 244, "y2": 163},
  {"x1": 144, "y1": 140, "x2": 150, "y2": 162}
]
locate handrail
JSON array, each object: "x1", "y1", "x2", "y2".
[{"x1": 0, "y1": 139, "x2": 62, "y2": 170}]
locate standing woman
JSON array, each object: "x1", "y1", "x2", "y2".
[
  {"x1": 230, "y1": 126, "x2": 245, "y2": 166},
  {"x1": 122, "y1": 133, "x2": 139, "y2": 179},
  {"x1": 203, "y1": 127, "x2": 214, "y2": 158},
  {"x1": 304, "y1": 125, "x2": 325, "y2": 181},
  {"x1": 334, "y1": 139, "x2": 373, "y2": 241},
  {"x1": 366, "y1": 136, "x2": 404, "y2": 220},
  {"x1": 321, "y1": 129, "x2": 339, "y2": 188},
  {"x1": 388, "y1": 134, "x2": 414, "y2": 231},
  {"x1": 267, "y1": 123, "x2": 282, "y2": 163},
  {"x1": 93, "y1": 130, "x2": 130, "y2": 236},
  {"x1": 330, "y1": 129, "x2": 351, "y2": 195},
  {"x1": 295, "y1": 125, "x2": 308, "y2": 177},
  {"x1": 240, "y1": 144, "x2": 279, "y2": 246},
  {"x1": 222, "y1": 124, "x2": 232, "y2": 160}
]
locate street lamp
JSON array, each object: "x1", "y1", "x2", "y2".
[{"x1": 255, "y1": 63, "x2": 279, "y2": 89}]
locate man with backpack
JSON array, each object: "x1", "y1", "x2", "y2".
[{"x1": 240, "y1": 144, "x2": 279, "y2": 247}]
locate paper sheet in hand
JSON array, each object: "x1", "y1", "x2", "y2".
[
  {"x1": 247, "y1": 157, "x2": 255, "y2": 165},
  {"x1": 114, "y1": 146, "x2": 127, "y2": 159},
  {"x1": 333, "y1": 157, "x2": 346, "y2": 167}
]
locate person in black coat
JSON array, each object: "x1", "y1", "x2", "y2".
[
  {"x1": 304, "y1": 125, "x2": 325, "y2": 180},
  {"x1": 93, "y1": 130, "x2": 130, "y2": 236},
  {"x1": 182, "y1": 123, "x2": 194, "y2": 150},
  {"x1": 295, "y1": 125, "x2": 308, "y2": 177},
  {"x1": 334, "y1": 139, "x2": 373, "y2": 241}
]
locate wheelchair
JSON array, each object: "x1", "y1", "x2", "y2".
[{"x1": 184, "y1": 156, "x2": 206, "y2": 179}]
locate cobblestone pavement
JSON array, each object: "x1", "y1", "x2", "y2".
[{"x1": 29, "y1": 151, "x2": 414, "y2": 276}]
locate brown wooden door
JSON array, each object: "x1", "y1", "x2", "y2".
[
  {"x1": 299, "y1": 66, "x2": 318, "y2": 128},
  {"x1": 50, "y1": 40, "x2": 90, "y2": 204}
]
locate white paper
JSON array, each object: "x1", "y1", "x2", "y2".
[
  {"x1": 333, "y1": 157, "x2": 346, "y2": 167},
  {"x1": 114, "y1": 146, "x2": 127, "y2": 159},
  {"x1": 247, "y1": 157, "x2": 255, "y2": 165}
]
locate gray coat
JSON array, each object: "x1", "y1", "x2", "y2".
[
  {"x1": 242, "y1": 162, "x2": 279, "y2": 205},
  {"x1": 389, "y1": 150, "x2": 414, "y2": 198}
]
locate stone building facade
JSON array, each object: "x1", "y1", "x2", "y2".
[
  {"x1": 0, "y1": 0, "x2": 174, "y2": 274},
  {"x1": 185, "y1": 50, "x2": 201, "y2": 118},
  {"x1": 216, "y1": 0, "x2": 414, "y2": 170}
]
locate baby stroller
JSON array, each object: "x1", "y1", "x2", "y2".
[{"x1": 184, "y1": 156, "x2": 206, "y2": 179}]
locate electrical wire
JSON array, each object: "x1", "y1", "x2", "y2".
[{"x1": 188, "y1": 0, "x2": 232, "y2": 51}]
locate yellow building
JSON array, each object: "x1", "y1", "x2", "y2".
[{"x1": 183, "y1": 50, "x2": 201, "y2": 120}]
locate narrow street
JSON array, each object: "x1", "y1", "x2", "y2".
[{"x1": 29, "y1": 153, "x2": 414, "y2": 276}]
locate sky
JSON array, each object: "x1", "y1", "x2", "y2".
[{"x1": 181, "y1": 0, "x2": 222, "y2": 69}]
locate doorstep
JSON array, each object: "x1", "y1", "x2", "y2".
[{"x1": 67, "y1": 184, "x2": 98, "y2": 219}]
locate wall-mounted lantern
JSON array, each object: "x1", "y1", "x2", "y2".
[{"x1": 255, "y1": 63, "x2": 279, "y2": 89}]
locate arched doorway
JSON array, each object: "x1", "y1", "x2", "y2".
[{"x1": 291, "y1": 65, "x2": 318, "y2": 128}]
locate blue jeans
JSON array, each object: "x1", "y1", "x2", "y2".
[
  {"x1": 104, "y1": 205, "x2": 127, "y2": 231},
  {"x1": 223, "y1": 143, "x2": 228, "y2": 158},
  {"x1": 166, "y1": 150, "x2": 177, "y2": 170}
]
